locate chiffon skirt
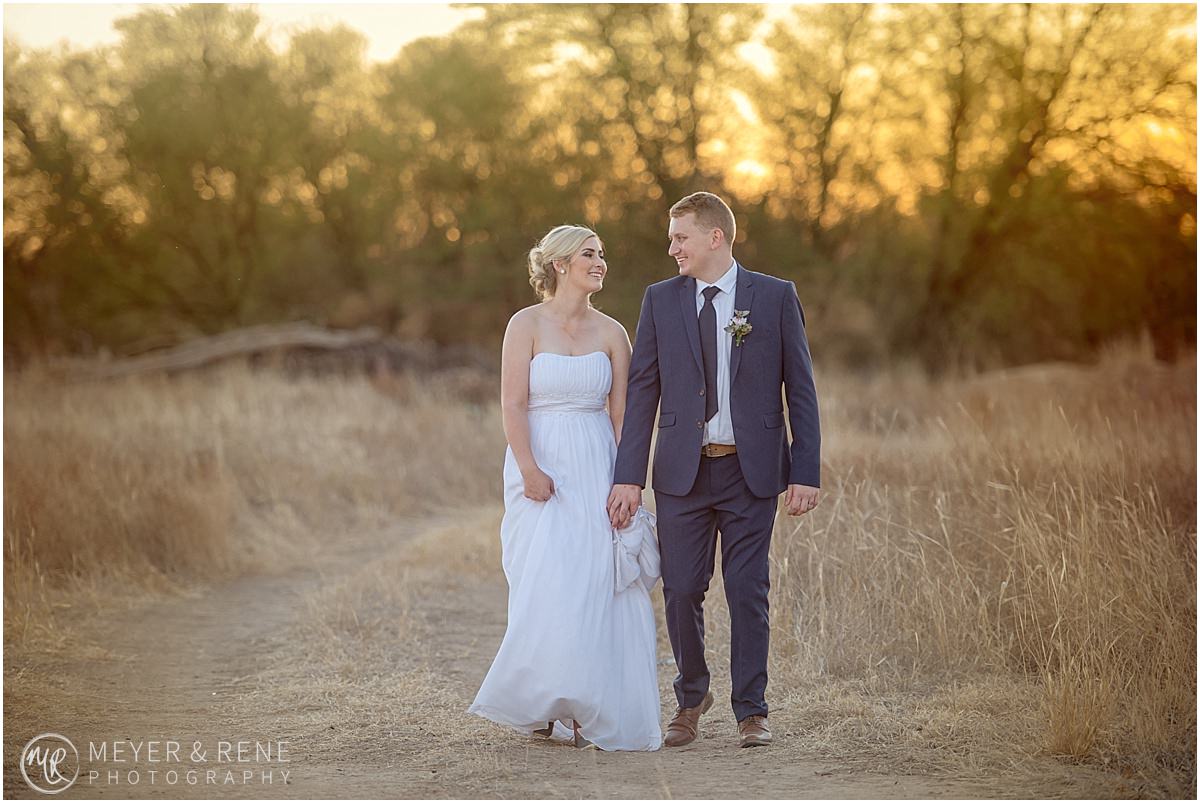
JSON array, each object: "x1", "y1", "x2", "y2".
[{"x1": 468, "y1": 406, "x2": 662, "y2": 751}]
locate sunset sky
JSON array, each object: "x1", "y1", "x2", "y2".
[{"x1": 3, "y1": 3, "x2": 484, "y2": 61}]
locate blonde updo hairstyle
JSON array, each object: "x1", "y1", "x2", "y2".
[{"x1": 527, "y1": 224, "x2": 599, "y2": 300}]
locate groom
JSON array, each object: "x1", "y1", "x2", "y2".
[{"x1": 608, "y1": 191, "x2": 821, "y2": 749}]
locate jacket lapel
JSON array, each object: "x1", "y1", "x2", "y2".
[
  {"x1": 678, "y1": 276, "x2": 703, "y2": 375},
  {"x1": 729, "y1": 263, "x2": 754, "y2": 383}
]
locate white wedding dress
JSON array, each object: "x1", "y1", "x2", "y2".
[{"x1": 468, "y1": 351, "x2": 662, "y2": 751}]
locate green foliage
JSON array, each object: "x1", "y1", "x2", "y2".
[{"x1": 3, "y1": 3, "x2": 1195, "y2": 368}]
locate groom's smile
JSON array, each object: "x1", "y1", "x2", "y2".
[{"x1": 668, "y1": 211, "x2": 721, "y2": 280}]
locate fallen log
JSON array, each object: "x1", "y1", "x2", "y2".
[{"x1": 78, "y1": 322, "x2": 384, "y2": 380}]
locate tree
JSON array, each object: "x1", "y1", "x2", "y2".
[
  {"x1": 908, "y1": 4, "x2": 1196, "y2": 367},
  {"x1": 3, "y1": 41, "x2": 138, "y2": 357},
  {"x1": 114, "y1": 5, "x2": 297, "y2": 330}
]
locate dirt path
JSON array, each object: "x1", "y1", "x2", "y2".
[{"x1": 5, "y1": 516, "x2": 1133, "y2": 799}]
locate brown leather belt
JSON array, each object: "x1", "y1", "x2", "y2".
[{"x1": 700, "y1": 443, "x2": 737, "y2": 458}]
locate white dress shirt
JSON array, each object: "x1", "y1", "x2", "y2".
[{"x1": 695, "y1": 261, "x2": 738, "y2": 446}]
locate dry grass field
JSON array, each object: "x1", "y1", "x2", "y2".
[
  {"x1": 3, "y1": 343, "x2": 1194, "y2": 798},
  {"x1": 4, "y1": 362, "x2": 500, "y2": 646}
]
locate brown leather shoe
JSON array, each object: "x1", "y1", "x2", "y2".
[
  {"x1": 738, "y1": 714, "x2": 772, "y2": 748},
  {"x1": 663, "y1": 691, "x2": 714, "y2": 747}
]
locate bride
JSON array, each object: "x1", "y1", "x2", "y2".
[{"x1": 467, "y1": 225, "x2": 662, "y2": 751}]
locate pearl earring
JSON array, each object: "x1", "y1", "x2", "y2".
[{"x1": 558, "y1": 269, "x2": 566, "y2": 274}]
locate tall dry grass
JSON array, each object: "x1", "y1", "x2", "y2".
[
  {"x1": 3, "y1": 360, "x2": 505, "y2": 645},
  {"x1": 4, "y1": 342, "x2": 1193, "y2": 791},
  {"x1": 768, "y1": 345, "x2": 1195, "y2": 783}
]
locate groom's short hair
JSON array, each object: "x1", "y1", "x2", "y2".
[{"x1": 670, "y1": 192, "x2": 736, "y2": 246}]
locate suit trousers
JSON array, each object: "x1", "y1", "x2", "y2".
[{"x1": 654, "y1": 453, "x2": 776, "y2": 721}]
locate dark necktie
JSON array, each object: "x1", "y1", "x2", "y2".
[{"x1": 699, "y1": 286, "x2": 720, "y2": 422}]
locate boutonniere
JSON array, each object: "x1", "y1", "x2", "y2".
[{"x1": 725, "y1": 310, "x2": 752, "y2": 346}]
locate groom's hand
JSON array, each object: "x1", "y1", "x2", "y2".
[
  {"x1": 785, "y1": 484, "x2": 819, "y2": 516},
  {"x1": 607, "y1": 484, "x2": 642, "y2": 529}
]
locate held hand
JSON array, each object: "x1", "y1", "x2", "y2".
[
  {"x1": 522, "y1": 468, "x2": 555, "y2": 502},
  {"x1": 606, "y1": 483, "x2": 642, "y2": 529},
  {"x1": 785, "y1": 484, "x2": 819, "y2": 516}
]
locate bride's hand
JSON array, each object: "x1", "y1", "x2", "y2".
[{"x1": 522, "y1": 468, "x2": 555, "y2": 502}]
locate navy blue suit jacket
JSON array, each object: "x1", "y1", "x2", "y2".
[{"x1": 613, "y1": 263, "x2": 821, "y2": 498}]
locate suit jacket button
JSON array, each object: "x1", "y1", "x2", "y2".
[
  {"x1": 699, "y1": 388, "x2": 705, "y2": 396},
  {"x1": 696, "y1": 420, "x2": 703, "y2": 429}
]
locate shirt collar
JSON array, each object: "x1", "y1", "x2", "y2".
[{"x1": 697, "y1": 260, "x2": 738, "y2": 298}]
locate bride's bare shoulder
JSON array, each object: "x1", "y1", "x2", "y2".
[
  {"x1": 589, "y1": 308, "x2": 631, "y2": 346},
  {"x1": 585, "y1": 309, "x2": 633, "y2": 355},
  {"x1": 506, "y1": 304, "x2": 547, "y2": 331}
]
